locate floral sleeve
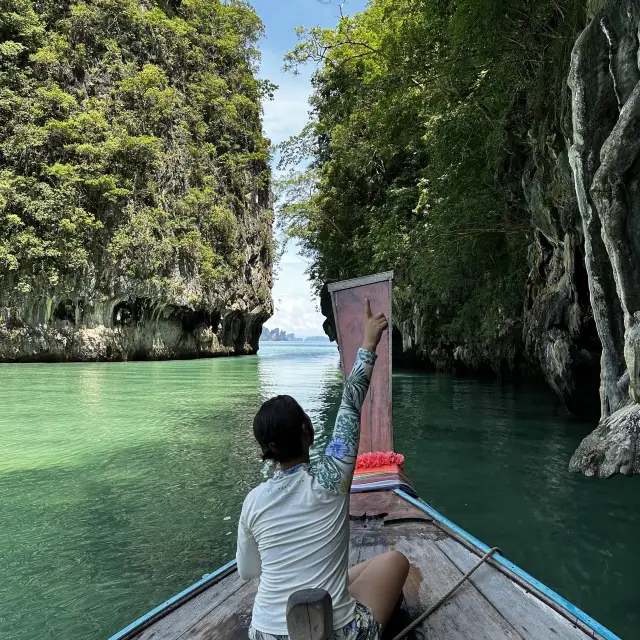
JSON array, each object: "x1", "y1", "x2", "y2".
[{"x1": 313, "y1": 348, "x2": 377, "y2": 493}]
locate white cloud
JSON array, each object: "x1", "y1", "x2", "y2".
[
  {"x1": 262, "y1": 83, "x2": 311, "y2": 149},
  {"x1": 269, "y1": 293, "x2": 325, "y2": 336},
  {"x1": 260, "y1": 50, "x2": 314, "y2": 147},
  {"x1": 267, "y1": 241, "x2": 324, "y2": 337},
  {"x1": 258, "y1": 49, "x2": 325, "y2": 337}
]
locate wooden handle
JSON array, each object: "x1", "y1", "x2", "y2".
[{"x1": 286, "y1": 589, "x2": 333, "y2": 640}]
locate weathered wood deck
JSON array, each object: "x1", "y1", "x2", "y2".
[{"x1": 120, "y1": 491, "x2": 605, "y2": 640}]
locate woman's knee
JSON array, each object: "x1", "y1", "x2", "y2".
[
  {"x1": 387, "y1": 550, "x2": 410, "y2": 576},
  {"x1": 351, "y1": 550, "x2": 410, "y2": 588}
]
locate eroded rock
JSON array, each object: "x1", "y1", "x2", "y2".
[
  {"x1": 567, "y1": 0, "x2": 640, "y2": 475},
  {"x1": 569, "y1": 403, "x2": 640, "y2": 477},
  {"x1": 522, "y1": 135, "x2": 601, "y2": 417},
  {"x1": 0, "y1": 212, "x2": 273, "y2": 362}
]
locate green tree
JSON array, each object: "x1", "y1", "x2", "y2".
[
  {"x1": 0, "y1": 0, "x2": 271, "y2": 306},
  {"x1": 279, "y1": 0, "x2": 582, "y2": 348}
]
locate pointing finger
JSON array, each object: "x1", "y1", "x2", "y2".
[{"x1": 365, "y1": 298, "x2": 372, "y2": 319}]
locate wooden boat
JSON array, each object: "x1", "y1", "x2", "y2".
[{"x1": 110, "y1": 272, "x2": 619, "y2": 640}]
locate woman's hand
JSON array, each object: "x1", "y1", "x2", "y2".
[{"x1": 362, "y1": 298, "x2": 388, "y2": 352}]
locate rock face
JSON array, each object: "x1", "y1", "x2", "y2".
[
  {"x1": 522, "y1": 123, "x2": 602, "y2": 419},
  {"x1": 567, "y1": 0, "x2": 640, "y2": 476},
  {"x1": 0, "y1": 207, "x2": 273, "y2": 362},
  {"x1": 321, "y1": 283, "x2": 525, "y2": 376},
  {"x1": 318, "y1": 1, "x2": 640, "y2": 477},
  {"x1": 0, "y1": 187, "x2": 272, "y2": 361},
  {"x1": 0, "y1": 0, "x2": 273, "y2": 362},
  {"x1": 319, "y1": 135, "x2": 603, "y2": 398}
]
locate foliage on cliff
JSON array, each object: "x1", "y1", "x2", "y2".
[
  {"x1": 279, "y1": 0, "x2": 583, "y2": 347},
  {"x1": 0, "y1": 0, "x2": 271, "y2": 304}
]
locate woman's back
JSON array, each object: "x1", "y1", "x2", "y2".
[
  {"x1": 238, "y1": 464, "x2": 354, "y2": 635},
  {"x1": 237, "y1": 301, "x2": 393, "y2": 638}
]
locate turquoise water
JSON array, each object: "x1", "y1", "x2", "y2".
[{"x1": 0, "y1": 343, "x2": 638, "y2": 639}]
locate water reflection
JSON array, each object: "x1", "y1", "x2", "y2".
[{"x1": 257, "y1": 343, "x2": 342, "y2": 462}]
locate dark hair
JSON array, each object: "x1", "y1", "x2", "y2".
[{"x1": 253, "y1": 395, "x2": 310, "y2": 463}]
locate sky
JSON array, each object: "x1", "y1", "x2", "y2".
[{"x1": 250, "y1": 0, "x2": 368, "y2": 337}]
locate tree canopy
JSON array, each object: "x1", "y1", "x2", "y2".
[
  {"x1": 279, "y1": 0, "x2": 583, "y2": 347},
  {"x1": 0, "y1": 0, "x2": 272, "y2": 307}
]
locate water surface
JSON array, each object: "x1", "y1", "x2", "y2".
[{"x1": 0, "y1": 343, "x2": 638, "y2": 639}]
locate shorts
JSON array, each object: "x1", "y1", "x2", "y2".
[{"x1": 248, "y1": 601, "x2": 381, "y2": 640}]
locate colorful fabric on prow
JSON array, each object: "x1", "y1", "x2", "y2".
[{"x1": 356, "y1": 451, "x2": 405, "y2": 469}]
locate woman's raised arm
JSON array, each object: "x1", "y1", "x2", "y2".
[{"x1": 313, "y1": 299, "x2": 387, "y2": 493}]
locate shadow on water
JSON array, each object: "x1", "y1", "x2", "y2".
[{"x1": 1, "y1": 410, "x2": 266, "y2": 638}]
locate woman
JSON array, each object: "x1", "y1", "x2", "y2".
[{"x1": 237, "y1": 299, "x2": 410, "y2": 639}]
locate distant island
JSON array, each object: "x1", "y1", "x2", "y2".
[
  {"x1": 260, "y1": 327, "x2": 303, "y2": 342},
  {"x1": 260, "y1": 328, "x2": 331, "y2": 343}
]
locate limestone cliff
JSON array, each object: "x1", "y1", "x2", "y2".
[
  {"x1": 0, "y1": 198, "x2": 273, "y2": 361},
  {"x1": 567, "y1": 0, "x2": 640, "y2": 476},
  {"x1": 307, "y1": 0, "x2": 640, "y2": 477},
  {"x1": 0, "y1": 0, "x2": 273, "y2": 362},
  {"x1": 522, "y1": 115, "x2": 601, "y2": 419}
]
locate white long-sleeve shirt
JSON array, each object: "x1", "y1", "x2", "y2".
[{"x1": 236, "y1": 348, "x2": 376, "y2": 635}]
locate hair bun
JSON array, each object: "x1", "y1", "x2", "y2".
[{"x1": 262, "y1": 442, "x2": 279, "y2": 461}]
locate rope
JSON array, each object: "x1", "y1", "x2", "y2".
[{"x1": 390, "y1": 546, "x2": 502, "y2": 640}]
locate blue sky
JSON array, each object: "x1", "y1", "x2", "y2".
[{"x1": 250, "y1": 0, "x2": 368, "y2": 336}]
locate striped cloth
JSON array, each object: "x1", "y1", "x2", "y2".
[{"x1": 350, "y1": 464, "x2": 417, "y2": 496}]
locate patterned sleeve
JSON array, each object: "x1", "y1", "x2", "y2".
[{"x1": 313, "y1": 348, "x2": 377, "y2": 493}]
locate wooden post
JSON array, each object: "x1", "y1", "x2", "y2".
[
  {"x1": 286, "y1": 589, "x2": 333, "y2": 640},
  {"x1": 328, "y1": 272, "x2": 394, "y2": 454}
]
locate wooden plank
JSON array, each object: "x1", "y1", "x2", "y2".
[
  {"x1": 350, "y1": 491, "x2": 432, "y2": 523},
  {"x1": 392, "y1": 536, "x2": 524, "y2": 640},
  {"x1": 329, "y1": 272, "x2": 393, "y2": 454},
  {"x1": 349, "y1": 519, "x2": 522, "y2": 639},
  {"x1": 395, "y1": 490, "x2": 609, "y2": 640},
  {"x1": 352, "y1": 533, "x2": 391, "y2": 564},
  {"x1": 349, "y1": 519, "x2": 392, "y2": 572},
  {"x1": 177, "y1": 580, "x2": 257, "y2": 640},
  {"x1": 397, "y1": 543, "x2": 430, "y2": 640},
  {"x1": 137, "y1": 573, "x2": 245, "y2": 640},
  {"x1": 436, "y1": 539, "x2": 590, "y2": 640},
  {"x1": 348, "y1": 526, "x2": 423, "y2": 639},
  {"x1": 146, "y1": 515, "x2": 586, "y2": 640},
  {"x1": 358, "y1": 523, "x2": 427, "y2": 640}
]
